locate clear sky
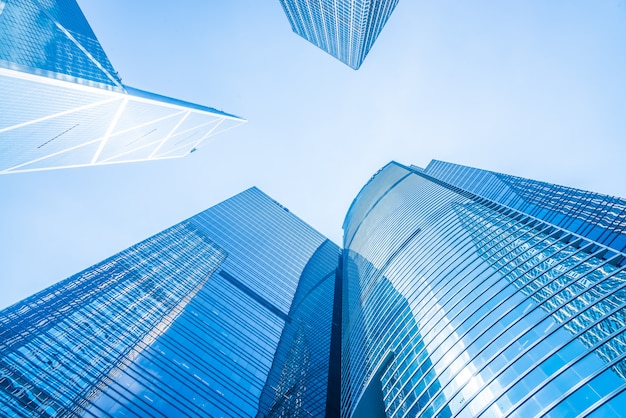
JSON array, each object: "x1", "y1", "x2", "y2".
[{"x1": 1, "y1": 0, "x2": 626, "y2": 309}]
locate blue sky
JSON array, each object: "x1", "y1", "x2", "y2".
[{"x1": 1, "y1": 0, "x2": 626, "y2": 309}]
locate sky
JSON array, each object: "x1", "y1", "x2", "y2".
[{"x1": 1, "y1": 0, "x2": 626, "y2": 309}]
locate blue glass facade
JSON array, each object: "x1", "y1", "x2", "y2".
[
  {"x1": 279, "y1": 0, "x2": 400, "y2": 70},
  {"x1": 257, "y1": 239, "x2": 340, "y2": 417},
  {"x1": 0, "y1": 0, "x2": 245, "y2": 174},
  {"x1": 0, "y1": 188, "x2": 338, "y2": 417},
  {"x1": 342, "y1": 161, "x2": 626, "y2": 417},
  {"x1": 424, "y1": 160, "x2": 626, "y2": 254},
  {"x1": 0, "y1": 221, "x2": 226, "y2": 416},
  {"x1": 0, "y1": 0, "x2": 121, "y2": 89},
  {"x1": 3, "y1": 161, "x2": 626, "y2": 417}
]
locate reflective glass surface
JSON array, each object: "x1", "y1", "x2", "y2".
[
  {"x1": 0, "y1": 0, "x2": 120, "y2": 88},
  {"x1": 257, "y1": 239, "x2": 340, "y2": 417},
  {"x1": 342, "y1": 162, "x2": 626, "y2": 418},
  {"x1": 0, "y1": 0, "x2": 245, "y2": 174},
  {"x1": 279, "y1": 0, "x2": 400, "y2": 69},
  {"x1": 0, "y1": 188, "x2": 336, "y2": 417},
  {"x1": 0, "y1": 70, "x2": 245, "y2": 174},
  {"x1": 424, "y1": 160, "x2": 626, "y2": 253},
  {"x1": 0, "y1": 222, "x2": 226, "y2": 416}
]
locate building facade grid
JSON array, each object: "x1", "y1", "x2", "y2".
[
  {"x1": 2, "y1": 161, "x2": 626, "y2": 417},
  {"x1": 279, "y1": 0, "x2": 399, "y2": 69},
  {"x1": 341, "y1": 162, "x2": 626, "y2": 417},
  {"x1": 0, "y1": 0, "x2": 245, "y2": 174}
]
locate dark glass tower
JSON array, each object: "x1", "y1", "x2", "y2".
[
  {"x1": 342, "y1": 161, "x2": 626, "y2": 417},
  {"x1": 0, "y1": 188, "x2": 339, "y2": 417},
  {"x1": 279, "y1": 0, "x2": 400, "y2": 70}
]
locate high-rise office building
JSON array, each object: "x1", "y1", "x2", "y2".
[
  {"x1": 0, "y1": 188, "x2": 340, "y2": 417},
  {"x1": 422, "y1": 160, "x2": 626, "y2": 254},
  {"x1": 0, "y1": 0, "x2": 245, "y2": 174},
  {"x1": 2, "y1": 161, "x2": 626, "y2": 417},
  {"x1": 342, "y1": 161, "x2": 626, "y2": 417},
  {"x1": 279, "y1": 0, "x2": 400, "y2": 69},
  {"x1": 257, "y1": 239, "x2": 341, "y2": 418}
]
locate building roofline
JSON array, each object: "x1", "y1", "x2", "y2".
[{"x1": 124, "y1": 86, "x2": 246, "y2": 121}]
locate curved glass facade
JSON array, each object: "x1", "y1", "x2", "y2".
[
  {"x1": 257, "y1": 239, "x2": 340, "y2": 418},
  {"x1": 3, "y1": 160, "x2": 625, "y2": 417},
  {"x1": 342, "y1": 162, "x2": 626, "y2": 417}
]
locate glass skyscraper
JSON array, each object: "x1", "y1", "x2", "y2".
[
  {"x1": 0, "y1": 188, "x2": 340, "y2": 417},
  {"x1": 279, "y1": 0, "x2": 400, "y2": 69},
  {"x1": 257, "y1": 239, "x2": 341, "y2": 418},
  {"x1": 0, "y1": 0, "x2": 245, "y2": 174},
  {"x1": 342, "y1": 161, "x2": 626, "y2": 417},
  {"x1": 423, "y1": 160, "x2": 626, "y2": 254},
  {"x1": 2, "y1": 160, "x2": 626, "y2": 417}
]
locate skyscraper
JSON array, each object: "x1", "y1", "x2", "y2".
[
  {"x1": 342, "y1": 161, "x2": 626, "y2": 417},
  {"x1": 2, "y1": 161, "x2": 626, "y2": 417},
  {"x1": 0, "y1": 0, "x2": 245, "y2": 174},
  {"x1": 279, "y1": 0, "x2": 400, "y2": 69},
  {"x1": 0, "y1": 188, "x2": 340, "y2": 417},
  {"x1": 257, "y1": 239, "x2": 341, "y2": 418},
  {"x1": 423, "y1": 160, "x2": 626, "y2": 253}
]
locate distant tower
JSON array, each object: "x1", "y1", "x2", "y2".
[
  {"x1": 279, "y1": 0, "x2": 400, "y2": 69},
  {"x1": 0, "y1": 0, "x2": 245, "y2": 174}
]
